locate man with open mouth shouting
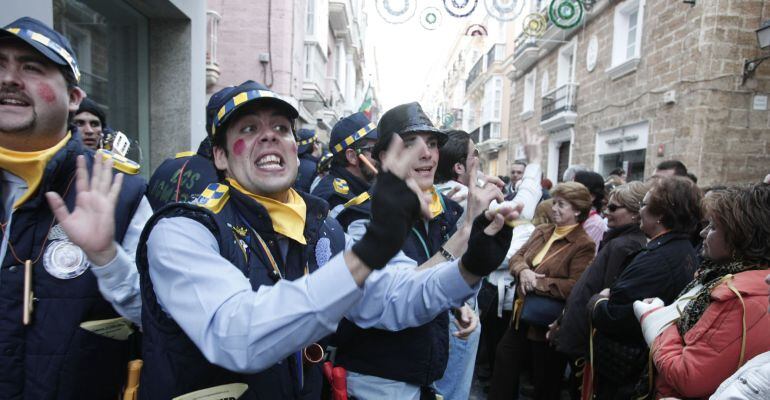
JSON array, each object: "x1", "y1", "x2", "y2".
[{"x1": 132, "y1": 82, "x2": 520, "y2": 399}]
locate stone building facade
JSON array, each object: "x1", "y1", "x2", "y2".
[
  {"x1": 206, "y1": 0, "x2": 376, "y2": 141},
  {"x1": 507, "y1": 0, "x2": 770, "y2": 185}
]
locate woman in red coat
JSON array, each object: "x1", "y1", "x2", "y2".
[{"x1": 643, "y1": 184, "x2": 770, "y2": 399}]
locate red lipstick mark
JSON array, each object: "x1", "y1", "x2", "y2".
[
  {"x1": 37, "y1": 83, "x2": 57, "y2": 104},
  {"x1": 233, "y1": 138, "x2": 246, "y2": 156}
]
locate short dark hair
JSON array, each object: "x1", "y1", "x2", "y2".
[
  {"x1": 609, "y1": 167, "x2": 625, "y2": 177},
  {"x1": 574, "y1": 170, "x2": 606, "y2": 210},
  {"x1": 435, "y1": 130, "x2": 470, "y2": 183},
  {"x1": 702, "y1": 183, "x2": 770, "y2": 263},
  {"x1": 647, "y1": 176, "x2": 703, "y2": 234},
  {"x1": 655, "y1": 160, "x2": 688, "y2": 176},
  {"x1": 512, "y1": 161, "x2": 527, "y2": 169}
]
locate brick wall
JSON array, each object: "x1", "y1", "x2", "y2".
[{"x1": 506, "y1": 0, "x2": 770, "y2": 186}]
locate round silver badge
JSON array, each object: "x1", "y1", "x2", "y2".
[{"x1": 43, "y1": 240, "x2": 90, "y2": 279}]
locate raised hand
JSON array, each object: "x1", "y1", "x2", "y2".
[
  {"x1": 464, "y1": 142, "x2": 505, "y2": 225},
  {"x1": 45, "y1": 154, "x2": 123, "y2": 266},
  {"x1": 521, "y1": 127, "x2": 544, "y2": 165},
  {"x1": 379, "y1": 134, "x2": 432, "y2": 219}
]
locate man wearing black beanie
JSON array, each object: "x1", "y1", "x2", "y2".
[{"x1": 73, "y1": 97, "x2": 106, "y2": 149}]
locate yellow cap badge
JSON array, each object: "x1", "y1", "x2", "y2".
[
  {"x1": 195, "y1": 183, "x2": 230, "y2": 213},
  {"x1": 333, "y1": 178, "x2": 349, "y2": 195}
]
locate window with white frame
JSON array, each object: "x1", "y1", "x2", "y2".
[
  {"x1": 610, "y1": 0, "x2": 645, "y2": 68},
  {"x1": 557, "y1": 40, "x2": 576, "y2": 87},
  {"x1": 482, "y1": 75, "x2": 503, "y2": 123},
  {"x1": 522, "y1": 69, "x2": 536, "y2": 115},
  {"x1": 306, "y1": 0, "x2": 315, "y2": 35}
]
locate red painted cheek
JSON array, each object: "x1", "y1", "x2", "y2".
[
  {"x1": 232, "y1": 138, "x2": 246, "y2": 156},
  {"x1": 36, "y1": 83, "x2": 57, "y2": 104}
]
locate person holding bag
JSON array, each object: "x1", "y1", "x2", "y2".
[{"x1": 489, "y1": 182, "x2": 595, "y2": 400}]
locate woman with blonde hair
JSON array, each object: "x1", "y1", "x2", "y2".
[
  {"x1": 489, "y1": 182, "x2": 596, "y2": 400},
  {"x1": 551, "y1": 181, "x2": 649, "y2": 397}
]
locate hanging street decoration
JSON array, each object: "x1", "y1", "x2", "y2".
[
  {"x1": 376, "y1": 0, "x2": 417, "y2": 24},
  {"x1": 522, "y1": 13, "x2": 547, "y2": 37},
  {"x1": 465, "y1": 23, "x2": 489, "y2": 36},
  {"x1": 443, "y1": 0, "x2": 478, "y2": 18},
  {"x1": 484, "y1": 0, "x2": 525, "y2": 21},
  {"x1": 420, "y1": 6, "x2": 443, "y2": 30},
  {"x1": 548, "y1": 0, "x2": 584, "y2": 29}
]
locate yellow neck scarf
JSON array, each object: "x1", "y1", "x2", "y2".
[
  {"x1": 427, "y1": 187, "x2": 444, "y2": 219},
  {"x1": 0, "y1": 133, "x2": 71, "y2": 209},
  {"x1": 226, "y1": 178, "x2": 307, "y2": 244},
  {"x1": 532, "y1": 223, "x2": 578, "y2": 267}
]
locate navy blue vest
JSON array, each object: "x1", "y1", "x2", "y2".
[
  {"x1": 0, "y1": 134, "x2": 146, "y2": 399},
  {"x1": 146, "y1": 151, "x2": 218, "y2": 211},
  {"x1": 334, "y1": 195, "x2": 463, "y2": 386},
  {"x1": 136, "y1": 187, "x2": 345, "y2": 400},
  {"x1": 294, "y1": 154, "x2": 319, "y2": 194}
]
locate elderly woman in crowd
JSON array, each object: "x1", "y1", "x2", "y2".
[
  {"x1": 550, "y1": 181, "x2": 649, "y2": 396},
  {"x1": 489, "y1": 182, "x2": 596, "y2": 400},
  {"x1": 642, "y1": 183, "x2": 770, "y2": 399},
  {"x1": 587, "y1": 176, "x2": 702, "y2": 399}
]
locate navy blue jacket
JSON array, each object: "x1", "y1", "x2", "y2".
[
  {"x1": 0, "y1": 133, "x2": 146, "y2": 399},
  {"x1": 334, "y1": 194, "x2": 463, "y2": 386},
  {"x1": 294, "y1": 154, "x2": 319, "y2": 194},
  {"x1": 136, "y1": 186, "x2": 345, "y2": 399},
  {"x1": 311, "y1": 165, "x2": 370, "y2": 211}
]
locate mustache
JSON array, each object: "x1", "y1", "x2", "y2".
[{"x1": 0, "y1": 88, "x2": 32, "y2": 104}]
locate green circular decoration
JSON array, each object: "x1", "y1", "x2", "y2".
[{"x1": 548, "y1": 0, "x2": 583, "y2": 29}]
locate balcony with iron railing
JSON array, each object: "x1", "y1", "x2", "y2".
[
  {"x1": 540, "y1": 83, "x2": 579, "y2": 131},
  {"x1": 512, "y1": 31, "x2": 539, "y2": 78},
  {"x1": 486, "y1": 43, "x2": 504, "y2": 70},
  {"x1": 465, "y1": 57, "x2": 483, "y2": 91}
]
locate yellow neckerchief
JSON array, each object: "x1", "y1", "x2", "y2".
[
  {"x1": 532, "y1": 223, "x2": 578, "y2": 267},
  {"x1": 226, "y1": 178, "x2": 307, "y2": 244},
  {"x1": 0, "y1": 133, "x2": 71, "y2": 209},
  {"x1": 427, "y1": 187, "x2": 444, "y2": 219}
]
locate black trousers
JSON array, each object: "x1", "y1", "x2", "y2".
[{"x1": 488, "y1": 322, "x2": 567, "y2": 400}]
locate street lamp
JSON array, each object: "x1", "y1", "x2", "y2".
[{"x1": 742, "y1": 20, "x2": 770, "y2": 84}]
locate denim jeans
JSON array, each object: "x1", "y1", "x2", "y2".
[{"x1": 434, "y1": 310, "x2": 482, "y2": 400}]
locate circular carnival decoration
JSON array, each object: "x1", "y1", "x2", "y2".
[
  {"x1": 522, "y1": 13, "x2": 547, "y2": 37},
  {"x1": 376, "y1": 0, "x2": 417, "y2": 24},
  {"x1": 442, "y1": 114, "x2": 455, "y2": 127},
  {"x1": 548, "y1": 0, "x2": 584, "y2": 29},
  {"x1": 465, "y1": 23, "x2": 488, "y2": 36},
  {"x1": 420, "y1": 7, "x2": 443, "y2": 30},
  {"x1": 443, "y1": 0, "x2": 478, "y2": 18},
  {"x1": 484, "y1": 0, "x2": 525, "y2": 21}
]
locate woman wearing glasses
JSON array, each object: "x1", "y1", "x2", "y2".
[
  {"x1": 587, "y1": 176, "x2": 702, "y2": 399},
  {"x1": 549, "y1": 181, "x2": 649, "y2": 397}
]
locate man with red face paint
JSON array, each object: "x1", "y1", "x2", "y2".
[
  {"x1": 0, "y1": 17, "x2": 150, "y2": 399},
  {"x1": 132, "y1": 81, "x2": 521, "y2": 399}
]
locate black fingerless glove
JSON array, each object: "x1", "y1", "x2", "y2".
[
  {"x1": 460, "y1": 214, "x2": 513, "y2": 276},
  {"x1": 352, "y1": 171, "x2": 420, "y2": 269}
]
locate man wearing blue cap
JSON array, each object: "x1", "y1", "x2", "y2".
[
  {"x1": 133, "y1": 81, "x2": 520, "y2": 399},
  {"x1": 311, "y1": 112, "x2": 378, "y2": 213},
  {"x1": 293, "y1": 128, "x2": 321, "y2": 193},
  {"x1": 0, "y1": 17, "x2": 150, "y2": 398}
]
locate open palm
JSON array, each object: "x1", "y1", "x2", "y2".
[{"x1": 45, "y1": 154, "x2": 123, "y2": 265}]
